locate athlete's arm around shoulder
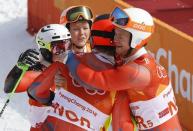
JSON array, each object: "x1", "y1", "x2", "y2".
[{"x1": 75, "y1": 57, "x2": 151, "y2": 91}]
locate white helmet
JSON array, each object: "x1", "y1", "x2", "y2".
[
  {"x1": 59, "y1": 5, "x2": 93, "y2": 28},
  {"x1": 111, "y1": 7, "x2": 154, "y2": 49},
  {"x1": 36, "y1": 24, "x2": 71, "y2": 62}
]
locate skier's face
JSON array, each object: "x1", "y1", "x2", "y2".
[
  {"x1": 51, "y1": 40, "x2": 70, "y2": 55},
  {"x1": 114, "y1": 27, "x2": 131, "y2": 57},
  {"x1": 51, "y1": 40, "x2": 70, "y2": 62},
  {"x1": 69, "y1": 21, "x2": 90, "y2": 48}
]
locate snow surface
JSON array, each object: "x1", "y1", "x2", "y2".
[{"x1": 0, "y1": 0, "x2": 36, "y2": 130}]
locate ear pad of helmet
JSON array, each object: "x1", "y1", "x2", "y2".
[{"x1": 40, "y1": 48, "x2": 52, "y2": 62}]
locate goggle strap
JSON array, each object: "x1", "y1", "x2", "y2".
[
  {"x1": 37, "y1": 38, "x2": 51, "y2": 51},
  {"x1": 128, "y1": 21, "x2": 154, "y2": 33},
  {"x1": 91, "y1": 30, "x2": 114, "y2": 39},
  {"x1": 111, "y1": 7, "x2": 154, "y2": 33}
]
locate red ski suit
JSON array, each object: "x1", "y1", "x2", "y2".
[
  {"x1": 17, "y1": 52, "x2": 135, "y2": 131},
  {"x1": 68, "y1": 48, "x2": 182, "y2": 131}
]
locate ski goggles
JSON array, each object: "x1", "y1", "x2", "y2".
[
  {"x1": 111, "y1": 7, "x2": 154, "y2": 33},
  {"x1": 60, "y1": 6, "x2": 93, "y2": 24},
  {"x1": 51, "y1": 39, "x2": 71, "y2": 55},
  {"x1": 90, "y1": 30, "x2": 115, "y2": 47}
]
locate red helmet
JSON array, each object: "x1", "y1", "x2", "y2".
[{"x1": 90, "y1": 14, "x2": 115, "y2": 48}]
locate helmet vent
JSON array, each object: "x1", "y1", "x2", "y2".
[{"x1": 52, "y1": 36, "x2": 60, "y2": 39}]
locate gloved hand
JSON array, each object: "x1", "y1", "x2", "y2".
[{"x1": 17, "y1": 49, "x2": 40, "y2": 68}]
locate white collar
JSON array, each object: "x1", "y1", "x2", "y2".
[
  {"x1": 93, "y1": 49, "x2": 115, "y2": 65},
  {"x1": 92, "y1": 48, "x2": 147, "y2": 65},
  {"x1": 124, "y1": 47, "x2": 147, "y2": 64}
]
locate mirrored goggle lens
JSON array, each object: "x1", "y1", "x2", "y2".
[
  {"x1": 51, "y1": 40, "x2": 70, "y2": 54},
  {"x1": 111, "y1": 7, "x2": 129, "y2": 26},
  {"x1": 66, "y1": 6, "x2": 93, "y2": 22},
  {"x1": 114, "y1": 18, "x2": 129, "y2": 26}
]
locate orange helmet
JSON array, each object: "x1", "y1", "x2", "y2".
[{"x1": 90, "y1": 14, "x2": 115, "y2": 48}]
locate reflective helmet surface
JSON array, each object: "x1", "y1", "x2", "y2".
[
  {"x1": 111, "y1": 7, "x2": 154, "y2": 49},
  {"x1": 35, "y1": 24, "x2": 71, "y2": 62}
]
